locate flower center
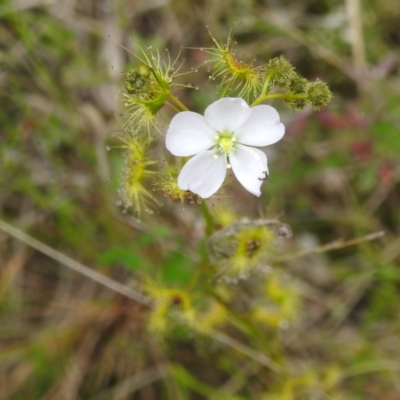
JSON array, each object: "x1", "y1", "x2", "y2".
[{"x1": 215, "y1": 133, "x2": 236, "y2": 154}]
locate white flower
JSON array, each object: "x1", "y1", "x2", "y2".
[{"x1": 166, "y1": 97, "x2": 285, "y2": 198}]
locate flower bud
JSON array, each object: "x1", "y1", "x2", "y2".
[
  {"x1": 125, "y1": 68, "x2": 149, "y2": 94},
  {"x1": 264, "y1": 56, "x2": 296, "y2": 88},
  {"x1": 138, "y1": 64, "x2": 151, "y2": 79},
  {"x1": 306, "y1": 79, "x2": 333, "y2": 110},
  {"x1": 285, "y1": 74, "x2": 308, "y2": 110}
]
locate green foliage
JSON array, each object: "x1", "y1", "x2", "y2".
[
  {"x1": 162, "y1": 251, "x2": 193, "y2": 285},
  {"x1": 98, "y1": 247, "x2": 146, "y2": 271},
  {"x1": 372, "y1": 121, "x2": 400, "y2": 158}
]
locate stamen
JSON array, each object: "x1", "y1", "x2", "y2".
[{"x1": 216, "y1": 134, "x2": 236, "y2": 154}]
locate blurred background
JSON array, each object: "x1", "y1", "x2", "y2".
[{"x1": 1, "y1": 0, "x2": 400, "y2": 399}]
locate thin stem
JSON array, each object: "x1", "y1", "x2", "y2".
[
  {"x1": 212, "y1": 331, "x2": 281, "y2": 372},
  {"x1": 250, "y1": 73, "x2": 272, "y2": 107},
  {"x1": 168, "y1": 93, "x2": 189, "y2": 111},
  {"x1": 219, "y1": 84, "x2": 231, "y2": 98},
  {"x1": 166, "y1": 101, "x2": 180, "y2": 113},
  {"x1": 340, "y1": 361, "x2": 399, "y2": 381},
  {"x1": 271, "y1": 230, "x2": 385, "y2": 263},
  {"x1": 200, "y1": 201, "x2": 215, "y2": 237},
  {"x1": 250, "y1": 95, "x2": 267, "y2": 107},
  {"x1": 261, "y1": 72, "x2": 273, "y2": 97},
  {"x1": 251, "y1": 92, "x2": 309, "y2": 106},
  {"x1": 345, "y1": 0, "x2": 366, "y2": 70},
  {"x1": 266, "y1": 93, "x2": 308, "y2": 100},
  {"x1": 186, "y1": 266, "x2": 204, "y2": 291}
]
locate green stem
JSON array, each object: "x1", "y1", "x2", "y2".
[
  {"x1": 266, "y1": 93, "x2": 308, "y2": 100},
  {"x1": 208, "y1": 290, "x2": 282, "y2": 371},
  {"x1": 261, "y1": 72, "x2": 273, "y2": 97},
  {"x1": 200, "y1": 201, "x2": 214, "y2": 237},
  {"x1": 220, "y1": 76, "x2": 238, "y2": 98},
  {"x1": 250, "y1": 92, "x2": 309, "y2": 106},
  {"x1": 219, "y1": 84, "x2": 231, "y2": 98},
  {"x1": 187, "y1": 267, "x2": 204, "y2": 291},
  {"x1": 250, "y1": 95, "x2": 267, "y2": 107},
  {"x1": 166, "y1": 101, "x2": 180, "y2": 113},
  {"x1": 169, "y1": 93, "x2": 189, "y2": 111},
  {"x1": 250, "y1": 73, "x2": 273, "y2": 107}
]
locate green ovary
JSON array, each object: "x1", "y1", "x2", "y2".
[{"x1": 216, "y1": 135, "x2": 236, "y2": 153}]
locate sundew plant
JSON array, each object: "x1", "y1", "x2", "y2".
[
  {"x1": 118, "y1": 27, "x2": 332, "y2": 213},
  {"x1": 110, "y1": 25, "x2": 350, "y2": 393},
  {"x1": 3, "y1": 4, "x2": 398, "y2": 397}
]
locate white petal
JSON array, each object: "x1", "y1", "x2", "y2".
[
  {"x1": 235, "y1": 105, "x2": 285, "y2": 147},
  {"x1": 229, "y1": 144, "x2": 269, "y2": 197},
  {"x1": 166, "y1": 111, "x2": 216, "y2": 156},
  {"x1": 178, "y1": 150, "x2": 227, "y2": 198},
  {"x1": 204, "y1": 98, "x2": 252, "y2": 133}
]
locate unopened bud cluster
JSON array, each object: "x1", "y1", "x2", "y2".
[
  {"x1": 263, "y1": 56, "x2": 333, "y2": 111},
  {"x1": 125, "y1": 65, "x2": 151, "y2": 94}
]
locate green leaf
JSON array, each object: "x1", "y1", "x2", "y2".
[
  {"x1": 97, "y1": 247, "x2": 145, "y2": 271},
  {"x1": 138, "y1": 226, "x2": 172, "y2": 245},
  {"x1": 162, "y1": 251, "x2": 192, "y2": 285}
]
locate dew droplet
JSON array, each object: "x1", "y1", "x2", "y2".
[{"x1": 106, "y1": 146, "x2": 111, "y2": 151}]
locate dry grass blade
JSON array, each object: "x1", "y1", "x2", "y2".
[
  {"x1": 0, "y1": 0, "x2": 57, "y2": 15},
  {"x1": 212, "y1": 331, "x2": 281, "y2": 373},
  {"x1": 259, "y1": 8, "x2": 363, "y2": 82},
  {"x1": 92, "y1": 365, "x2": 169, "y2": 400},
  {"x1": 271, "y1": 231, "x2": 385, "y2": 263},
  {"x1": 0, "y1": 219, "x2": 282, "y2": 373},
  {"x1": 345, "y1": 0, "x2": 366, "y2": 70},
  {"x1": 0, "y1": 219, "x2": 149, "y2": 305}
]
